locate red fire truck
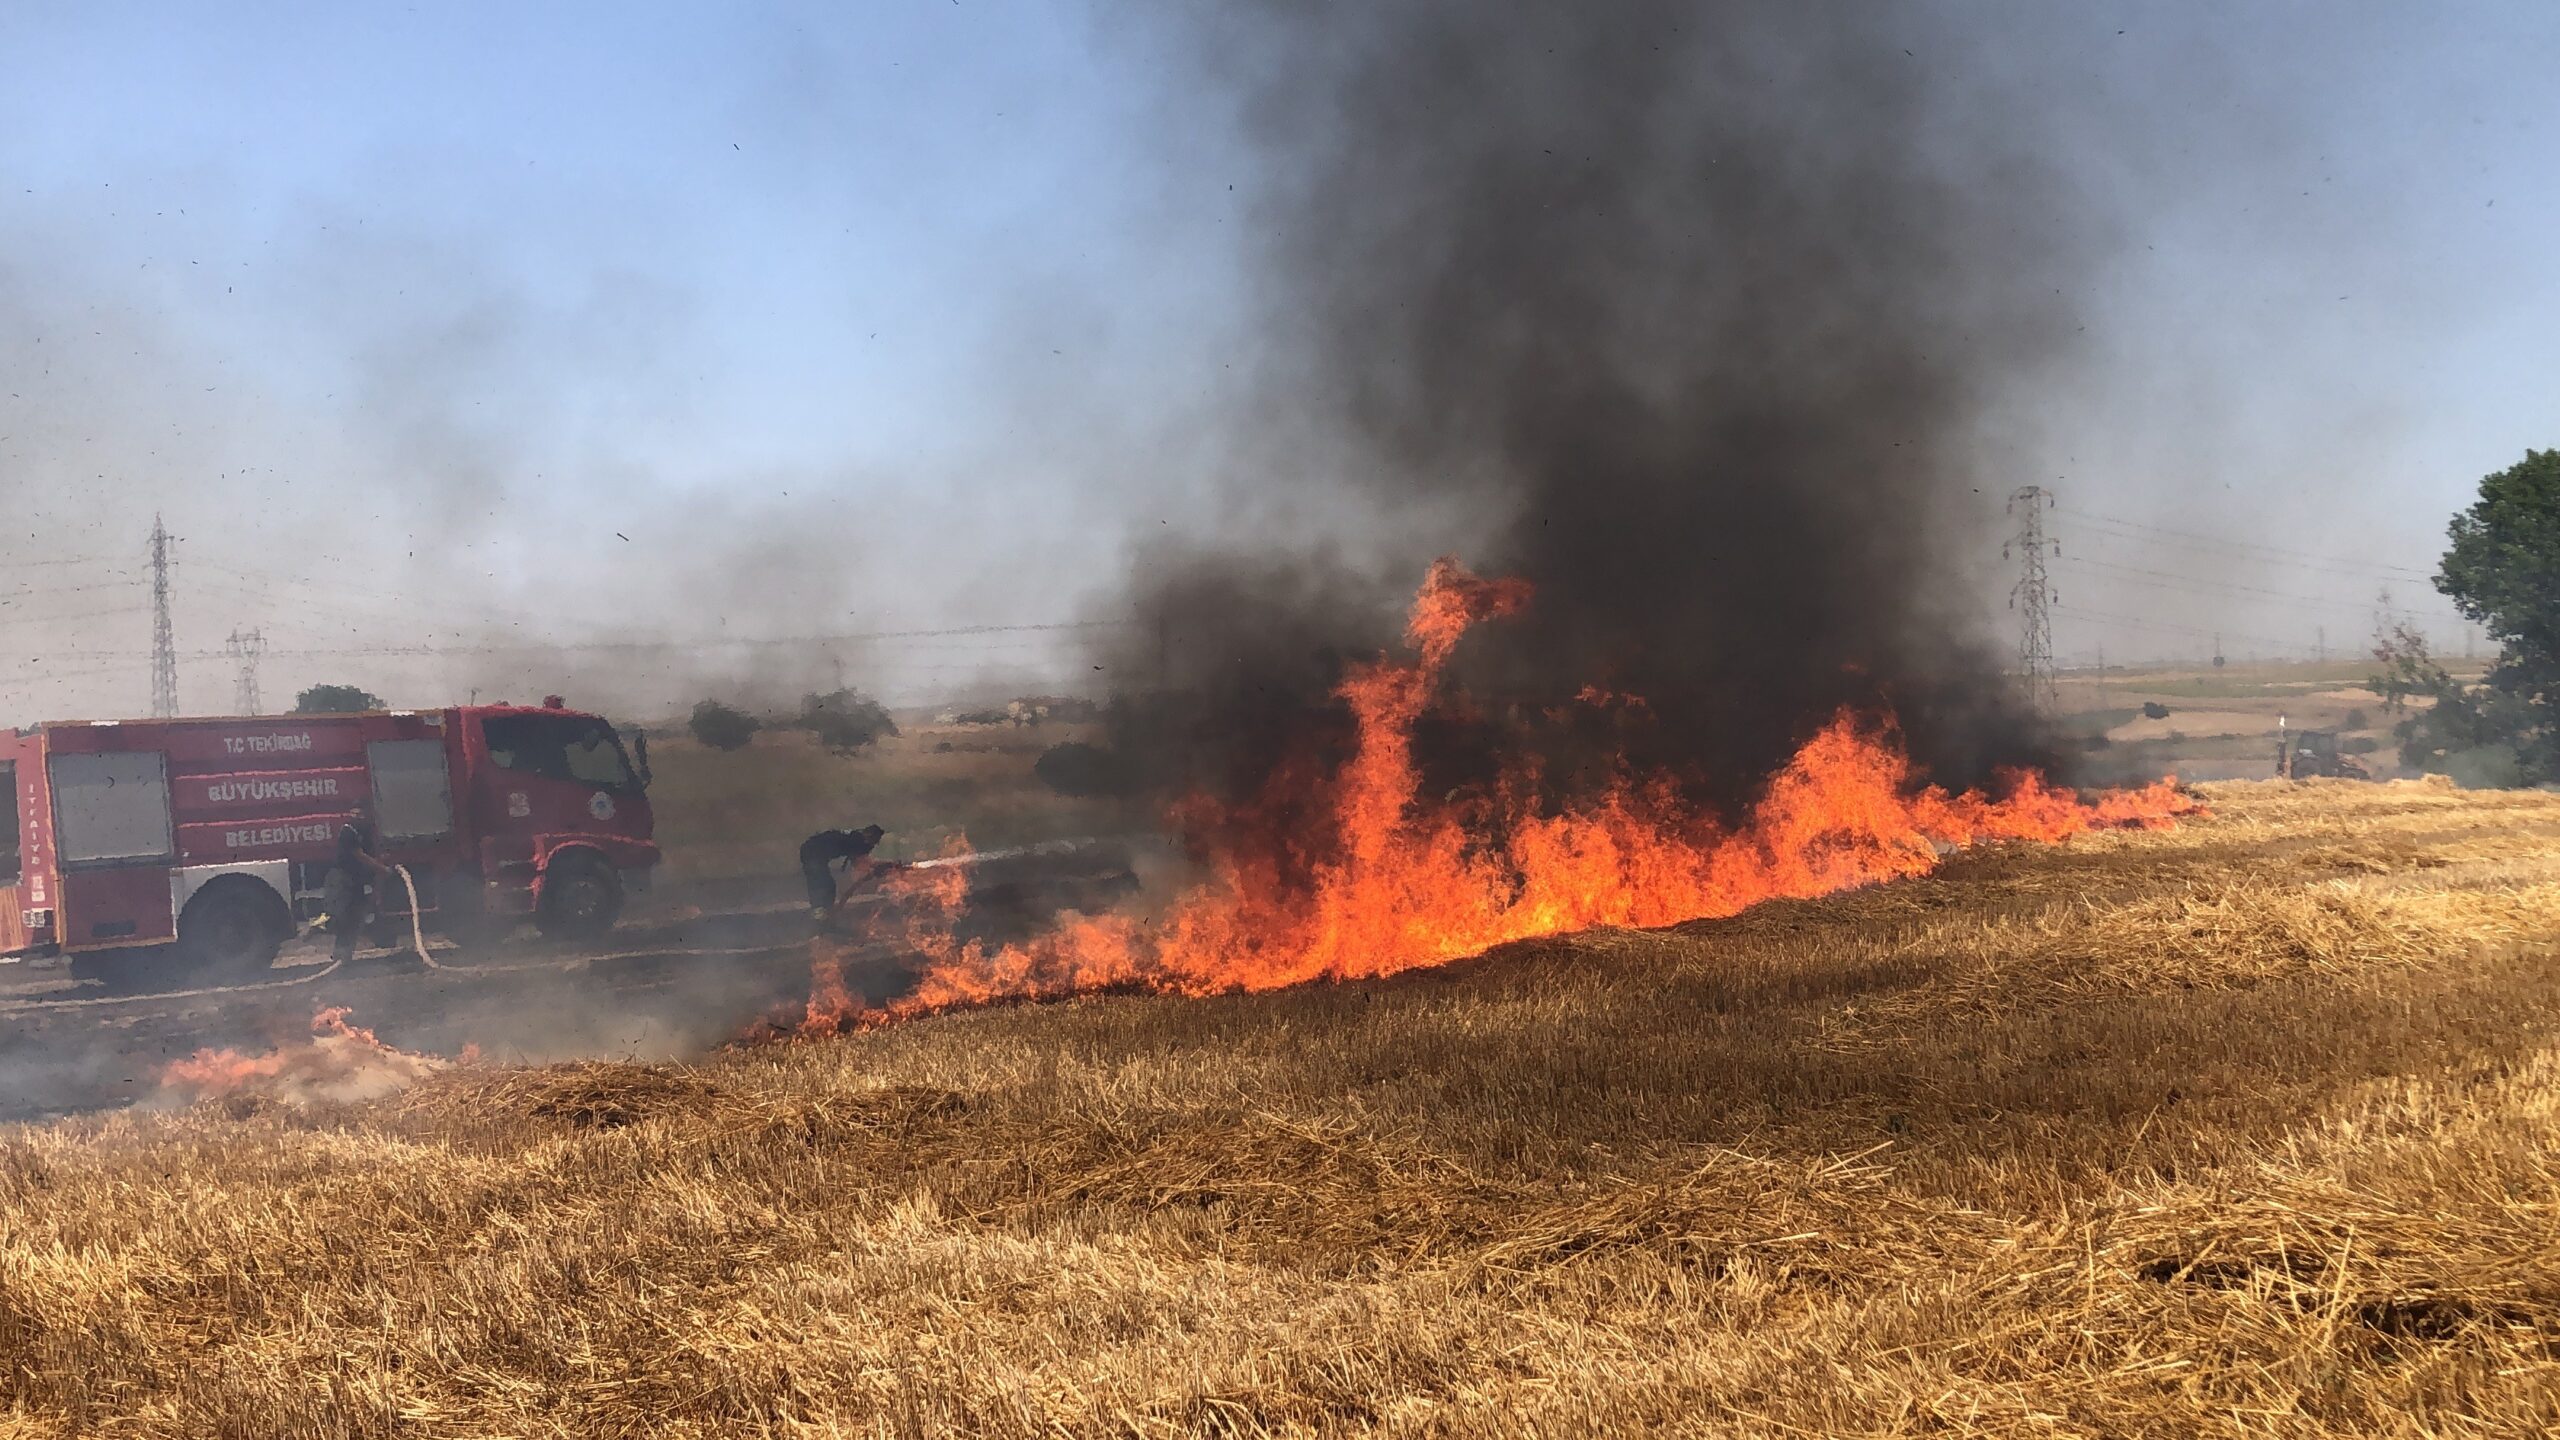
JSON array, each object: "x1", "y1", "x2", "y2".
[{"x1": 0, "y1": 697, "x2": 658, "y2": 979}]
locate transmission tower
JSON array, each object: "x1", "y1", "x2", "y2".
[
  {"x1": 148, "y1": 514, "x2": 179, "y2": 718},
  {"x1": 2005, "y1": 485, "x2": 2059, "y2": 713},
  {"x1": 225, "y1": 627, "x2": 267, "y2": 714}
]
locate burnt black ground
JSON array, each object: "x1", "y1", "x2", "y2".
[{"x1": 0, "y1": 858, "x2": 1138, "y2": 1123}]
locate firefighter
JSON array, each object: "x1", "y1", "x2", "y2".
[
  {"x1": 325, "y1": 796, "x2": 389, "y2": 962},
  {"x1": 799, "y1": 824, "x2": 888, "y2": 926}
]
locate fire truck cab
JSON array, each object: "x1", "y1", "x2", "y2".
[{"x1": 0, "y1": 698, "x2": 658, "y2": 978}]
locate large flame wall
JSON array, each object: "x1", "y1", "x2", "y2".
[{"x1": 809, "y1": 560, "x2": 2190, "y2": 1031}]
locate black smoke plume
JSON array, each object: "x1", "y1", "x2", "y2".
[{"x1": 1114, "y1": 0, "x2": 2108, "y2": 809}]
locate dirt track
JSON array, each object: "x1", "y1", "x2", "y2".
[
  {"x1": 0, "y1": 839, "x2": 1146, "y2": 1121},
  {"x1": 0, "y1": 907, "x2": 862, "y2": 1122}
]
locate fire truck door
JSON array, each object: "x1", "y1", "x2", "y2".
[
  {"x1": 49, "y1": 750, "x2": 178, "y2": 946},
  {"x1": 0, "y1": 762, "x2": 22, "y2": 953},
  {"x1": 367, "y1": 739, "x2": 454, "y2": 841}
]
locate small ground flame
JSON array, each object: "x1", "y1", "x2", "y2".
[
  {"x1": 160, "y1": 1006, "x2": 449, "y2": 1105},
  {"x1": 800, "y1": 558, "x2": 2194, "y2": 1033}
]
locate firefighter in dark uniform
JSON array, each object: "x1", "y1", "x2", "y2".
[
  {"x1": 326, "y1": 797, "x2": 388, "y2": 962},
  {"x1": 800, "y1": 824, "x2": 888, "y2": 927}
]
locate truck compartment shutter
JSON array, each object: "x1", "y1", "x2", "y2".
[
  {"x1": 367, "y1": 739, "x2": 453, "y2": 841},
  {"x1": 49, "y1": 751, "x2": 174, "y2": 865},
  {"x1": 0, "y1": 760, "x2": 18, "y2": 882}
]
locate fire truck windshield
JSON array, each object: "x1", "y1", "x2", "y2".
[{"x1": 483, "y1": 713, "x2": 642, "y2": 794}]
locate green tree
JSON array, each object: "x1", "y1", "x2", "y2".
[
  {"x1": 797, "y1": 689, "x2": 898, "y2": 755},
  {"x1": 2369, "y1": 622, "x2": 2529, "y2": 787},
  {"x1": 688, "y1": 699, "x2": 762, "y2": 753},
  {"x1": 2367, "y1": 449, "x2": 2560, "y2": 786},
  {"x1": 294, "y1": 684, "x2": 386, "y2": 714},
  {"x1": 2436, "y1": 448, "x2": 2560, "y2": 780}
]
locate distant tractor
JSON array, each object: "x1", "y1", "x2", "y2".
[{"x1": 2278, "y1": 727, "x2": 2369, "y2": 781}]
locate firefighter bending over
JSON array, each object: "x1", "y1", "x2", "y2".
[
  {"x1": 800, "y1": 824, "x2": 889, "y2": 925},
  {"x1": 326, "y1": 796, "x2": 389, "y2": 962}
]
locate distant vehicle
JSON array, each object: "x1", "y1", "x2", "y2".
[
  {"x1": 2279, "y1": 728, "x2": 2369, "y2": 781},
  {"x1": 0, "y1": 696, "x2": 658, "y2": 978}
]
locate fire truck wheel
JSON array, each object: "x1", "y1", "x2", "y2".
[
  {"x1": 536, "y1": 853, "x2": 623, "y2": 940},
  {"x1": 177, "y1": 879, "x2": 291, "y2": 980}
]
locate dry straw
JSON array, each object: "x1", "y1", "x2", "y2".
[{"x1": 3, "y1": 777, "x2": 2559, "y2": 1435}]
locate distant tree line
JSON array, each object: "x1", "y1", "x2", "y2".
[
  {"x1": 294, "y1": 684, "x2": 385, "y2": 714},
  {"x1": 686, "y1": 689, "x2": 898, "y2": 756}
]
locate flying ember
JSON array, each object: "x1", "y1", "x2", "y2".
[{"x1": 803, "y1": 559, "x2": 2193, "y2": 1032}]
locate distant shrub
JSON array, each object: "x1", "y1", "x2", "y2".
[
  {"x1": 2141, "y1": 701, "x2": 2172, "y2": 720},
  {"x1": 688, "y1": 700, "x2": 761, "y2": 753},
  {"x1": 2342, "y1": 707, "x2": 2371, "y2": 731},
  {"x1": 2342, "y1": 735, "x2": 2381, "y2": 755},
  {"x1": 1035, "y1": 741, "x2": 1134, "y2": 797},
  {"x1": 798, "y1": 689, "x2": 898, "y2": 755}
]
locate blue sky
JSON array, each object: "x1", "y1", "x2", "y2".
[
  {"x1": 0, "y1": 1, "x2": 1261, "y2": 711},
  {"x1": 2, "y1": 2, "x2": 2557, "y2": 714},
  {"x1": 0, "y1": 1, "x2": 1204, "y2": 456}
]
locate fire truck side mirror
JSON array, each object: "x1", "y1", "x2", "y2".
[{"x1": 630, "y1": 730, "x2": 652, "y2": 788}]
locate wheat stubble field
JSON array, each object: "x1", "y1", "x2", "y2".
[{"x1": 5, "y1": 778, "x2": 2560, "y2": 1437}]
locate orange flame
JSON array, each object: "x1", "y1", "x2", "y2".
[
  {"x1": 797, "y1": 558, "x2": 2194, "y2": 1032},
  {"x1": 804, "y1": 938, "x2": 859, "y2": 1033},
  {"x1": 160, "y1": 1045, "x2": 293, "y2": 1095},
  {"x1": 800, "y1": 854, "x2": 979, "y2": 1035},
  {"x1": 160, "y1": 1006, "x2": 449, "y2": 1103}
]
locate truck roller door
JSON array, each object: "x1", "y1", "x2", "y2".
[
  {"x1": 51, "y1": 751, "x2": 175, "y2": 865},
  {"x1": 367, "y1": 738, "x2": 454, "y2": 841},
  {"x1": 0, "y1": 761, "x2": 22, "y2": 953},
  {"x1": 50, "y1": 750, "x2": 178, "y2": 947}
]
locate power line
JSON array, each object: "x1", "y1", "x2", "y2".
[
  {"x1": 0, "y1": 580, "x2": 146, "y2": 599},
  {"x1": 186, "y1": 565, "x2": 563, "y2": 631},
  {"x1": 2056, "y1": 506, "x2": 2435, "y2": 582},
  {"x1": 173, "y1": 569, "x2": 1144, "y2": 652},
  {"x1": 2053, "y1": 602, "x2": 2319, "y2": 656},
  {"x1": 12, "y1": 662, "x2": 157, "y2": 686},
  {"x1": 24, "y1": 617, "x2": 1141, "y2": 664},
  {"x1": 2053, "y1": 554, "x2": 2458, "y2": 620},
  {"x1": 0, "y1": 606, "x2": 148, "y2": 628}
]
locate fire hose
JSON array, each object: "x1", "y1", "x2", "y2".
[
  {"x1": 394, "y1": 865, "x2": 440, "y2": 969},
  {"x1": 386, "y1": 865, "x2": 600, "y2": 977},
  {"x1": 17, "y1": 926, "x2": 352, "y2": 1011},
  {"x1": 382, "y1": 866, "x2": 740, "y2": 975},
  {"x1": 17, "y1": 867, "x2": 513, "y2": 1010}
]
